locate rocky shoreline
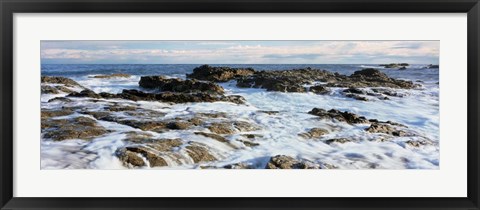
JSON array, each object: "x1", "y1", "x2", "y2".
[{"x1": 41, "y1": 65, "x2": 437, "y2": 169}]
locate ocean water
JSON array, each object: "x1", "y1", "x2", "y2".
[{"x1": 41, "y1": 64, "x2": 439, "y2": 169}]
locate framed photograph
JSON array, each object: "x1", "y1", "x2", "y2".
[{"x1": 1, "y1": 0, "x2": 479, "y2": 209}]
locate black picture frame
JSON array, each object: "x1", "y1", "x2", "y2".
[{"x1": 1, "y1": 0, "x2": 479, "y2": 209}]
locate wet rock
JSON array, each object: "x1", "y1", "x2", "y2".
[
  {"x1": 223, "y1": 163, "x2": 255, "y2": 169},
  {"x1": 237, "y1": 139, "x2": 260, "y2": 147},
  {"x1": 118, "y1": 89, "x2": 245, "y2": 104},
  {"x1": 265, "y1": 155, "x2": 320, "y2": 169},
  {"x1": 365, "y1": 123, "x2": 409, "y2": 136},
  {"x1": 48, "y1": 97, "x2": 73, "y2": 103},
  {"x1": 195, "y1": 112, "x2": 228, "y2": 118},
  {"x1": 41, "y1": 85, "x2": 60, "y2": 94},
  {"x1": 325, "y1": 138, "x2": 352, "y2": 145},
  {"x1": 299, "y1": 128, "x2": 329, "y2": 138},
  {"x1": 120, "y1": 120, "x2": 168, "y2": 132},
  {"x1": 343, "y1": 87, "x2": 365, "y2": 95},
  {"x1": 379, "y1": 63, "x2": 409, "y2": 68},
  {"x1": 241, "y1": 134, "x2": 263, "y2": 139},
  {"x1": 116, "y1": 148, "x2": 146, "y2": 167},
  {"x1": 42, "y1": 116, "x2": 109, "y2": 141},
  {"x1": 166, "y1": 121, "x2": 193, "y2": 130},
  {"x1": 371, "y1": 88, "x2": 405, "y2": 97},
  {"x1": 308, "y1": 108, "x2": 368, "y2": 124},
  {"x1": 405, "y1": 139, "x2": 433, "y2": 147},
  {"x1": 116, "y1": 138, "x2": 184, "y2": 168},
  {"x1": 187, "y1": 64, "x2": 255, "y2": 82},
  {"x1": 41, "y1": 108, "x2": 74, "y2": 119},
  {"x1": 345, "y1": 93, "x2": 369, "y2": 101},
  {"x1": 105, "y1": 105, "x2": 137, "y2": 112},
  {"x1": 139, "y1": 76, "x2": 225, "y2": 94},
  {"x1": 194, "y1": 132, "x2": 228, "y2": 143},
  {"x1": 258, "y1": 110, "x2": 279, "y2": 115},
  {"x1": 122, "y1": 131, "x2": 154, "y2": 142},
  {"x1": 344, "y1": 68, "x2": 417, "y2": 89},
  {"x1": 208, "y1": 122, "x2": 235, "y2": 134},
  {"x1": 41, "y1": 76, "x2": 83, "y2": 87},
  {"x1": 426, "y1": 64, "x2": 439, "y2": 69},
  {"x1": 310, "y1": 85, "x2": 330, "y2": 94},
  {"x1": 186, "y1": 142, "x2": 217, "y2": 163},
  {"x1": 398, "y1": 66, "x2": 407, "y2": 70},
  {"x1": 237, "y1": 68, "x2": 339, "y2": 91},
  {"x1": 68, "y1": 89, "x2": 102, "y2": 99},
  {"x1": 90, "y1": 73, "x2": 131, "y2": 79},
  {"x1": 233, "y1": 121, "x2": 260, "y2": 132}
]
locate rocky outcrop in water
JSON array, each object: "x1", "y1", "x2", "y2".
[
  {"x1": 308, "y1": 108, "x2": 369, "y2": 124},
  {"x1": 236, "y1": 67, "x2": 416, "y2": 93},
  {"x1": 265, "y1": 155, "x2": 337, "y2": 169},
  {"x1": 68, "y1": 89, "x2": 245, "y2": 104},
  {"x1": 139, "y1": 76, "x2": 225, "y2": 94},
  {"x1": 42, "y1": 116, "x2": 109, "y2": 141},
  {"x1": 41, "y1": 76, "x2": 84, "y2": 87},
  {"x1": 379, "y1": 63, "x2": 409, "y2": 69},
  {"x1": 236, "y1": 68, "x2": 337, "y2": 92},
  {"x1": 187, "y1": 64, "x2": 255, "y2": 82}
]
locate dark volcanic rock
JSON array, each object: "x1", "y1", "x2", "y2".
[
  {"x1": 308, "y1": 108, "x2": 368, "y2": 124},
  {"x1": 68, "y1": 89, "x2": 102, "y2": 99},
  {"x1": 265, "y1": 155, "x2": 320, "y2": 169},
  {"x1": 187, "y1": 65, "x2": 255, "y2": 82},
  {"x1": 139, "y1": 76, "x2": 225, "y2": 94},
  {"x1": 309, "y1": 85, "x2": 330, "y2": 94},
  {"x1": 236, "y1": 67, "x2": 416, "y2": 92},
  {"x1": 236, "y1": 68, "x2": 337, "y2": 92},
  {"x1": 339, "y1": 68, "x2": 417, "y2": 89}
]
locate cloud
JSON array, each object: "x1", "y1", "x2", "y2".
[
  {"x1": 41, "y1": 41, "x2": 439, "y2": 64},
  {"x1": 263, "y1": 53, "x2": 323, "y2": 60}
]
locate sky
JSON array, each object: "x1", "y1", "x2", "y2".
[{"x1": 41, "y1": 41, "x2": 439, "y2": 64}]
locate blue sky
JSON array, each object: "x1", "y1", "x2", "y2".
[{"x1": 41, "y1": 41, "x2": 439, "y2": 64}]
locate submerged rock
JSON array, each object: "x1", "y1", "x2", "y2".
[
  {"x1": 325, "y1": 138, "x2": 352, "y2": 145},
  {"x1": 308, "y1": 108, "x2": 368, "y2": 124},
  {"x1": 139, "y1": 76, "x2": 225, "y2": 94},
  {"x1": 47, "y1": 97, "x2": 73, "y2": 103},
  {"x1": 194, "y1": 132, "x2": 228, "y2": 143},
  {"x1": 265, "y1": 155, "x2": 321, "y2": 169},
  {"x1": 187, "y1": 65, "x2": 255, "y2": 82}
]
